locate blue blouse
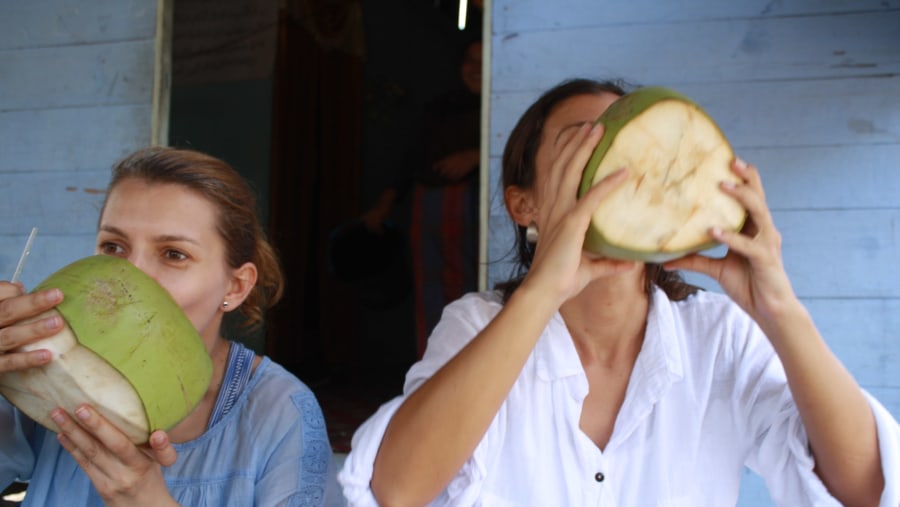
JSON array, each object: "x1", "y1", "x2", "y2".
[{"x1": 0, "y1": 343, "x2": 332, "y2": 506}]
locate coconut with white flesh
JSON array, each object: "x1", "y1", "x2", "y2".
[
  {"x1": 578, "y1": 86, "x2": 746, "y2": 262},
  {"x1": 0, "y1": 255, "x2": 213, "y2": 444}
]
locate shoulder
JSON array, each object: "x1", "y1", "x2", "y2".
[
  {"x1": 252, "y1": 358, "x2": 311, "y2": 392},
  {"x1": 651, "y1": 286, "x2": 773, "y2": 369},
  {"x1": 431, "y1": 290, "x2": 505, "y2": 347},
  {"x1": 663, "y1": 288, "x2": 756, "y2": 335},
  {"x1": 234, "y1": 359, "x2": 328, "y2": 443},
  {"x1": 404, "y1": 291, "x2": 504, "y2": 392},
  {"x1": 249, "y1": 359, "x2": 324, "y2": 418},
  {"x1": 229, "y1": 360, "x2": 332, "y2": 499},
  {"x1": 243, "y1": 358, "x2": 330, "y2": 448},
  {"x1": 442, "y1": 290, "x2": 504, "y2": 321}
]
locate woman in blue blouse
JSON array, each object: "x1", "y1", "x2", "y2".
[{"x1": 0, "y1": 147, "x2": 332, "y2": 506}]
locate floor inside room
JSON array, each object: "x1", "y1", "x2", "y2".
[
  {"x1": 314, "y1": 364, "x2": 409, "y2": 506},
  {"x1": 314, "y1": 368, "x2": 406, "y2": 455}
]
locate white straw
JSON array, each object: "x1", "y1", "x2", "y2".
[{"x1": 10, "y1": 227, "x2": 38, "y2": 283}]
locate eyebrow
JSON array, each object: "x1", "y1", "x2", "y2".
[
  {"x1": 554, "y1": 121, "x2": 591, "y2": 146},
  {"x1": 98, "y1": 225, "x2": 202, "y2": 246}
]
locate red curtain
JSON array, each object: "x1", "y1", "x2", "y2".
[{"x1": 267, "y1": 0, "x2": 364, "y2": 379}]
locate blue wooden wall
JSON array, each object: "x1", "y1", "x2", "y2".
[
  {"x1": 486, "y1": 1, "x2": 900, "y2": 503},
  {"x1": 0, "y1": 0, "x2": 158, "y2": 288}
]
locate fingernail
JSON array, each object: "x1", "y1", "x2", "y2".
[
  {"x1": 50, "y1": 410, "x2": 65, "y2": 425},
  {"x1": 150, "y1": 432, "x2": 165, "y2": 446},
  {"x1": 44, "y1": 289, "x2": 62, "y2": 304},
  {"x1": 710, "y1": 227, "x2": 723, "y2": 237},
  {"x1": 590, "y1": 122, "x2": 602, "y2": 135},
  {"x1": 734, "y1": 158, "x2": 748, "y2": 170},
  {"x1": 44, "y1": 315, "x2": 61, "y2": 330},
  {"x1": 36, "y1": 350, "x2": 52, "y2": 362},
  {"x1": 75, "y1": 406, "x2": 90, "y2": 420},
  {"x1": 721, "y1": 181, "x2": 736, "y2": 190}
]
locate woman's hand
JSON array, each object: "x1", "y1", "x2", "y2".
[
  {"x1": 664, "y1": 158, "x2": 798, "y2": 325},
  {"x1": 51, "y1": 404, "x2": 179, "y2": 507},
  {"x1": 433, "y1": 148, "x2": 480, "y2": 182},
  {"x1": 522, "y1": 123, "x2": 638, "y2": 305},
  {"x1": 0, "y1": 283, "x2": 64, "y2": 372},
  {"x1": 669, "y1": 158, "x2": 887, "y2": 506},
  {"x1": 361, "y1": 187, "x2": 399, "y2": 233}
]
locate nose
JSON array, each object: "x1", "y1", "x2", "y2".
[{"x1": 126, "y1": 253, "x2": 162, "y2": 285}]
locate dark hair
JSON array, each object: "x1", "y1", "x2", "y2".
[
  {"x1": 495, "y1": 78, "x2": 700, "y2": 302},
  {"x1": 101, "y1": 146, "x2": 284, "y2": 327}
]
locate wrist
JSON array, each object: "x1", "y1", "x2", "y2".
[
  {"x1": 509, "y1": 278, "x2": 564, "y2": 323},
  {"x1": 107, "y1": 496, "x2": 179, "y2": 507},
  {"x1": 151, "y1": 495, "x2": 180, "y2": 507},
  {"x1": 756, "y1": 298, "x2": 816, "y2": 351}
]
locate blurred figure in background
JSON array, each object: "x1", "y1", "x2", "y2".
[{"x1": 362, "y1": 39, "x2": 483, "y2": 358}]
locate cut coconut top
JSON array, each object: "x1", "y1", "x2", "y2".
[{"x1": 580, "y1": 88, "x2": 746, "y2": 262}]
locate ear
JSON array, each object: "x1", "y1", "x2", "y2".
[
  {"x1": 504, "y1": 185, "x2": 537, "y2": 227},
  {"x1": 222, "y1": 262, "x2": 258, "y2": 312}
]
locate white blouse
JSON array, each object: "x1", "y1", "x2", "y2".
[{"x1": 339, "y1": 287, "x2": 900, "y2": 506}]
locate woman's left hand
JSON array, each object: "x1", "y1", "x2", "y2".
[
  {"x1": 664, "y1": 158, "x2": 798, "y2": 325},
  {"x1": 671, "y1": 159, "x2": 886, "y2": 506},
  {"x1": 51, "y1": 404, "x2": 179, "y2": 507},
  {"x1": 433, "y1": 148, "x2": 480, "y2": 182}
]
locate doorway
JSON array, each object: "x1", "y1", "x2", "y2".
[{"x1": 167, "y1": 0, "x2": 485, "y2": 452}]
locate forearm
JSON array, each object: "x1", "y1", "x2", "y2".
[
  {"x1": 762, "y1": 300, "x2": 883, "y2": 506},
  {"x1": 371, "y1": 285, "x2": 558, "y2": 506},
  {"x1": 374, "y1": 188, "x2": 398, "y2": 212},
  {"x1": 104, "y1": 490, "x2": 180, "y2": 507}
]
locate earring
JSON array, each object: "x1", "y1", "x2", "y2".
[
  {"x1": 525, "y1": 222, "x2": 539, "y2": 244},
  {"x1": 222, "y1": 301, "x2": 229, "y2": 309}
]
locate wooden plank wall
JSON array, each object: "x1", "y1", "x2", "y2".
[
  {"x1": 487, "y1": 1, "x2": 899, "y2": 503},
  {"x1": 0, "y1": 0, "x2": 158, "y2": 288}
]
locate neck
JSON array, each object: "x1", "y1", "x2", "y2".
[{"x1": 560, "y1": 270, "x2": 649, "y2": 367}]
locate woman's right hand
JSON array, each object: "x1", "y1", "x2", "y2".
[
  {"x1": 53, "y1": 405, "x2": 179, "y2": 507},
  {"x1": 360, "y1": 187, "x2": 398, "y2": 233},
  {"x1": 0, "y1": 282, "x2": 64, "y2": 372},
  {"x1": 521, "y1": 123, "x2": 638, "y2": 305}
]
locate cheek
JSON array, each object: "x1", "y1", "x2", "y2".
[
  {"x1": 154, "y1": 275, "x2": 213, "y2": 321},
  {"x1": 530, "y1": 167, "x2": 552, "y2": 206},
  {"x1": 161, "y1": 283, "x2": 201, "y2": 317},
  {"x1": 171, "y1": 288, "x2": 221, "y2": 338},
  {"x1": 532, "y1": 146, "x2": 557, "y2": 197}
]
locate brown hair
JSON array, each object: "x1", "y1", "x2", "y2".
[
  {"x1": 102, "y1": 146, "x2": 284, "y2": 327},
  {"x1": 496, "y1": 78, "x2": 700, "y2": 302}
]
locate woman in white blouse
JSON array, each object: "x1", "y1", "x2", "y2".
[{"x1": 339, "y1": 79, "x2": 898, "y2": 506}]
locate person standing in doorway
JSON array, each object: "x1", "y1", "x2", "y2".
[{"x1": 363, "y1": 39, "x2": 483, "y2": 358}]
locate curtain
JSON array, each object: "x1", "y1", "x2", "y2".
[{"x1": 267, "y1": 0, "x2": 365, "y2": 380}]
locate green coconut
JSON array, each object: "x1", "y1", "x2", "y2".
[
  {"x1": 578, "y1": 86, "x2": 746, "y2": 262},
  {"x1": 0, "y1": 255, "x2": 212, "y2": 443}
]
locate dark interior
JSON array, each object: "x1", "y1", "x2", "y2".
[{"x1": 168, "y1": 0, "x2": 483, "y2": 452}]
